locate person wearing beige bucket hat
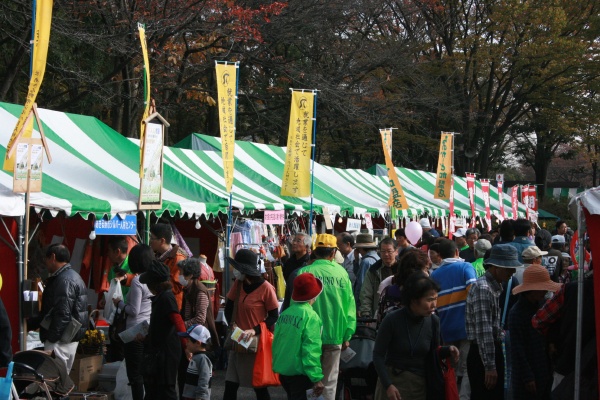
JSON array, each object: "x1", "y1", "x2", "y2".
[
  {"x1": 353, "y1": 233, "x2": 380, "y2": 302},
  {"x1": 508, "y1": 264, "x2": 561, "y2": 399}
]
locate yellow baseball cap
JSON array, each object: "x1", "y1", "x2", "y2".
[{"x1": 314, "y1": 234, "x2": 337, "y2": 249}]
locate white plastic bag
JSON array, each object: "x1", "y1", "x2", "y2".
[
  {"x1": 114, "y1": 359, "x2": 134, "y2": 400},
  {"x1": 103, "y1": 278, "x2": 122, "y2": 324}
]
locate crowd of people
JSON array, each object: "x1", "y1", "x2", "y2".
[
  {"x1": 273, "y1": 218, "x2": 595, "y2": 400},
  {"x1": 2, "y1": 218, "x2": 595, "y2": 400}
]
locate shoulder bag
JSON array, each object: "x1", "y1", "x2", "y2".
[{"x1": 223, "y1": 282, "x2": 259, "y2": 353}]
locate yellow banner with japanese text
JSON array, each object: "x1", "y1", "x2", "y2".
[
  {"x1": 138, "y1": 24, "x2": 151, "y2": 177},
  {"x1": 381, "y1": 129, "x2": 394, "y2": 204},
  {"x1": 380, "y1": 130, "x2": 409, "y2": 210},
  {"x1": 4, "y1": 0, "x2": 53, "y2": 171},
  {"x1": 434, "y1": 132, "x2": 453, "y2": 200},
  {"x1": 216, "y1": 63, "x2": 238, "y2": 193},
  {"x1": 281, "y1": 91, "x2": 314, "y2": 197}
]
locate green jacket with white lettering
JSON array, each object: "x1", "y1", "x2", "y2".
[
  {"x1": 297, "y1": 259, "x2": 357, "y2": 344},
  {"x1": 272, "y1": 301, "x2": 324, "y2": 382}
]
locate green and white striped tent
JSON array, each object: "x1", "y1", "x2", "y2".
[
  {"x1": 0, "y1": 103, "x2": 382, "y2": 219},
  {"x1": 177, "y1": 134, "x2": 529, "y2": 219}
]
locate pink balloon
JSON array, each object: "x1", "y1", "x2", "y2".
[{"x1": 405, "y1": 221, "x2": 423, "y2": 245}]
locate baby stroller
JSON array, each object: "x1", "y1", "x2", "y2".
[
  {"x1": 10, "y1": 350, "x2": 75, "y2": 399},
  {"x1": 337, "y1": 318, "x2": 378, "y2": 400}
]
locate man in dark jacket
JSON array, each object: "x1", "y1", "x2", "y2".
[{"x1": 29, "y1": 243, "x2": 88, "y2": 373}]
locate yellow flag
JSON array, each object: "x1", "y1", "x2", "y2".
[
  {"x1": 281, "y1": 91, "x2": 314, "y2": 197},
  {"x1": 4, "y1": 0, "x2": 53, "y2": 171},
  {"x1": 381, "y1": 129, "x2": 394, "y2": 204},
  {"x1": 215, "y1": 63, "x2": 238, "y2": 193},
  {"x1": 433, "y1": 132, "x2": 453, "y2": 200},
  {"x1": 138, "y1": 24, "x2": 151, "y2": 177},
  {"x1": 380, "y1": 130, "x2": 409, "y2": 210}
]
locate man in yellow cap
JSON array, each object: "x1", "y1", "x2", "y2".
[{"x1": 296, "y1": 234, "x2": 356, "y2": 400}]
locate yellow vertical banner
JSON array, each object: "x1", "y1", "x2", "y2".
[
  {"x1": 215, "y1": 62, "x2": 238, "y2": 193},
  {"x1": 380, "y1": 129, "x2": 409, "y2": 210},
  {"x1": 281, "y1": 91, "x2": 314, "y2": 197},
  {"x1": 433, "y1": 132, "x2": 453, "y2": 199},
  {"x1": 138, "y1": 24, "x2": 151, "y2": 177},
  {"x1": 4, "y1": 0, "x2": 53, "y2": 171},
  {"x1": 381, "y1": 129, "x2": 394, "y2": 204}
]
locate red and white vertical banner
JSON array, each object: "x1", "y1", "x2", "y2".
[
  {"x1": 448, "y1": 176, "x2": 456, "y2": 239},
  {"x1": 528, "y1": 185, "x2": 537, "y2": 211},
  {"x1": 481, "y1": 180, "x2": 492, "y2": 231},
  {"x1": 511, "y1": 186, "x2": 519, "y2": 219},
  {"x1": 497, "y1": 180, "x2": 505, "y2": 219},
  {"x1": 521, "y1": 185, "x2": 531, "y2": 220},
  {"x1": 466, "y1": 173, "x2": 477, "y2": 227}
]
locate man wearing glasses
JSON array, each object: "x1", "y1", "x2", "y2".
[
  {"x1": 149, "y1": 223, "x2": 188, "y2": 310},
  {"x1": 359, "y1": 237, "x2": 399, "y2": 319}
]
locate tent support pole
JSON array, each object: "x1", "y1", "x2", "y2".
[
  {"x1": 17, "y1": 211, "x2": 25, "y2": 351},
  {"x1": 144, "y1": 210, "x2": 150, "y2": 244},
  {"x1": 225, "y1": 192, "x2": 233, "y2": 296},
  {"x1": 308, "y1": 91, "x2": 318, "y2": 236},
  {"x1": 574, "y1": 201, "x2": 585, "y2": 400}
]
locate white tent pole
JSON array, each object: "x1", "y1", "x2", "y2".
[{"x1": 574, "y1": 200, "x2": 585, "y2": 400}]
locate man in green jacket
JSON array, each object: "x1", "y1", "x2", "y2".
[
  {"x1": 297, "y1": 234, "x2": 357, "y2": 400},
  {"x1": 273, "y1": 273, "x2": 325, "y2": 399}
]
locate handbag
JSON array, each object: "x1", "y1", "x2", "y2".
[
  {"x1": 223, "y1": 282, "x2": 259, "y2": 353},
  {"x1": 252, "y1": 322, "x2": 281, "y2": 387},
  {"x1": 108, "y1": 308, "x2": 127, "y2": 344},
  {"x1": 441, "y1": 358, "x2": 459, "y2": 400}
]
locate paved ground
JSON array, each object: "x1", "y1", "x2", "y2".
[{"x1": 211, "y1": 368, "x2": 288, "y2": 399}]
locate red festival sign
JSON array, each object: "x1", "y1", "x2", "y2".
[
  {"x1": 481, "y1": 180, "x2": 491, "y2": 231},
  {"x1": 466, "y1": 173, "x2": 476, "y2": 227},
  {"x1": 511, "y1": 186, "x2": 519, "y2": 219},
  {"x1": 497, "y1": 180, "x2": 505, "y2": 219}
]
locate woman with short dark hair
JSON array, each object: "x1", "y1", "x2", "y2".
[
  {"x1": 373, "y1": 272, "x2": 459, "y2": 400},
  {"x1": 112, "y1": 244, "x2": 153, "y2": 400}
]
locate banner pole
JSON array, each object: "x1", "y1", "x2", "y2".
[
  {"x1": 308, "y1": 91, "x2": 317, "y2": 236},
  {"x1": 223, "y1": 61, "x2": 240, "y2": 295},
  {"x1": 574, "y1": 201, "x2": 585, "y2": 400}
]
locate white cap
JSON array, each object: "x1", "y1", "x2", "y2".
[
  {"x1": 419, "y1": 218, "x2": 431, "y2": 229},
  {"x1": 178, "y1": 324, "x2": 211, "y2": 344},
  {"x1": 454, "y1": 228, "x2": 468, "y2": 238}
]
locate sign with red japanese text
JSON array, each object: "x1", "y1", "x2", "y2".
[
  {"x1": 528, "y1": 185, "x2": 537, "y2": 211},
  {"x1": 466, "y1": 173, "x2": 476, "y2": 226},
  {"x1": 434, "y1": 132, "x2": 453, "y2": 200},
  {"x1": 281, "y1": 91, "x2": 314, "y2": 197},
  {"x1": 364, "y1": 213, "x2": 373, "y2": 230},
  {"x1": 264, "y1": 210, "x2": 285, "y2": 225},
  {"x1": 511, "y1": 186, "x2": 519, "y2": 219},
  {"x1": 381, "y1": 129, "x2": 409, "y2": 210},
  {"x1": 481, "y1": 180, "x2": 491, "y2": 231},
  {"x1": 216, "y1": 62, "x2": 238, "y2": 193}
]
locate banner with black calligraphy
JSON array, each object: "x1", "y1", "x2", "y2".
[
  {"x1": 434, "y1": 132, "x2": 453, "y2": 200},
  {"x1": 380, "y1": 129, "x2": 409, "y2": 210},
  {"x1": 281, "y1": 91, "x2": 314, "y2": 197},
  {"x1": 215, "y1": 62, "x2": 239, "y2": 193}
]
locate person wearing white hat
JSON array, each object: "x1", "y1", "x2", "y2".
[
  {"x1": 508, "y1": 265, "x2": 561, "y2": 399},
  {"x1": 178, "y1": 324, "x2": 213, "y2": 400}
]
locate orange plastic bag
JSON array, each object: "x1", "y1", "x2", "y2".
[{"x1": 252, "y1": 322, "x2": 281, "y2": 387}]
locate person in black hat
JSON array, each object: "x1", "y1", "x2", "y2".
[
  {"x1": 139, "y1": 260, "x2": 187, "y2": 400},
  {"x1": 223, "y1": 249, "x2": 279, "y2": 400},
  {"x1": 466, "y1": 244, "x2": 523, "y2": 399}
]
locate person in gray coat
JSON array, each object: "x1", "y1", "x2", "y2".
[{"x1": 29, "y1": 243, "x2": 88, "y2": 373}]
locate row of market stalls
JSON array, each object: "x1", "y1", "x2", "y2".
[{"x1": 0, "y1": 102, "x2": 536, "y2": 353}]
